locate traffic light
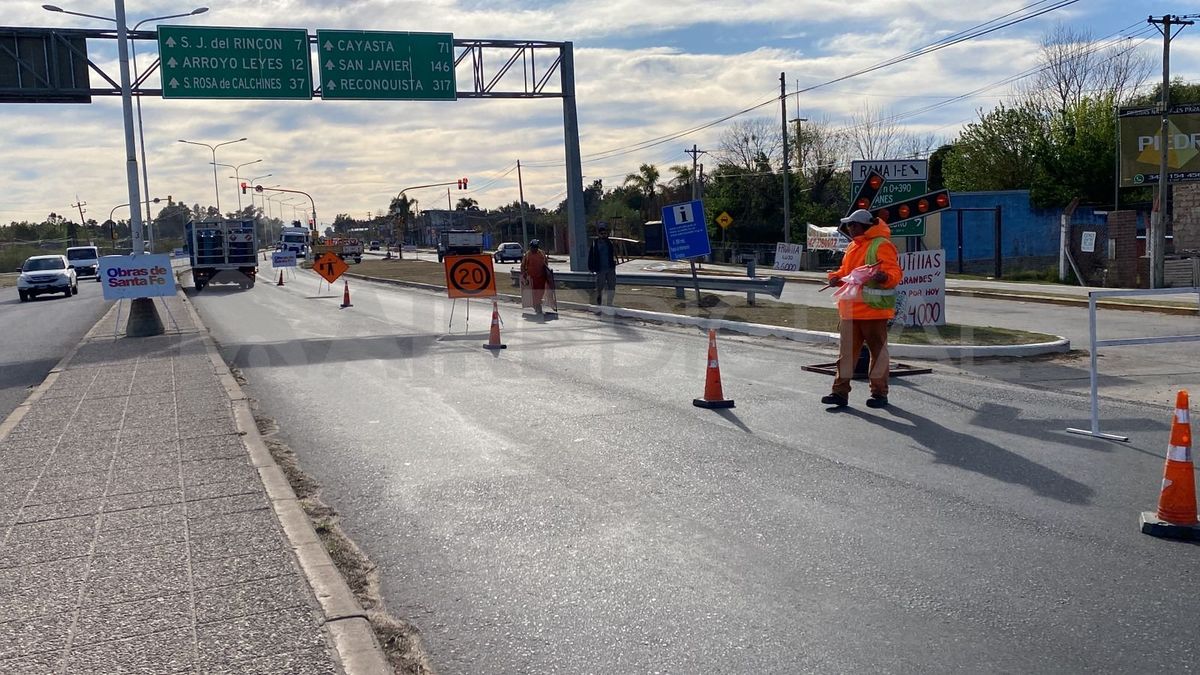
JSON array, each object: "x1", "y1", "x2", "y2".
[
  {"x1": 849, "y1": 172, "x2": 885, "y2": 213},
  {"x1": 457, "y1": 177, "x2": 468, "y2": 190},
  {"x1": 870, "y1": 189, "x2": 951, "y2": 224},
  {"x1": 240, "y1": 182, "x2": 248, "y2": 194}
]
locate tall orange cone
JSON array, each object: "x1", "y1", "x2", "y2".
[
  {"x1": 340, "y1": 280, "x2": 353, "y2": 308},
  {"x1": 693, "y1": 329, "x2": 734, "y2": 409},
  {"x1": 1141, "y1": 390, "x2": 1199, "y2": 540},
  {"x1": 276, "y1": 270, "x2": 285, "y2": 286},
  {"x1": 483, "y1": 300, "x2": 507, "y2": 350}
]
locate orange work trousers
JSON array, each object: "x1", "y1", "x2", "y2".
[{"x1": 831, "y1": 318, "x2": 890, "y2": 397}]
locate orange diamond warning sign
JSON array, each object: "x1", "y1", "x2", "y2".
[{"x1": 314, "y1": 251, "x2": 349, "y2": 284}]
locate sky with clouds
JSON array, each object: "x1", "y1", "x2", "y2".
[{"x1": 2, "y1": 0, "x2": 1199, "y2": 227}]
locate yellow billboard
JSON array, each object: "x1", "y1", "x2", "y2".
[{"x1": 1119, "y1": 104, "x2": 1200, "y2": 187}]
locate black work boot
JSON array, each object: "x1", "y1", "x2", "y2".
[
  {"x1": 866, "y1": 394, "x2": 888, "y2": 409},
  {"x1": 820, "y1": 393, "x2": 849, "y2": 407}
]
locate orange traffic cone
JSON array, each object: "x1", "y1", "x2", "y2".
[
  {"x1": 276, "y1": 270, "x2": 284, "y2": 286},
  {"x1": 1141, "y1": 390, "x2": 1199, "y2": 540},
  {"x1": 341, "y1": 280, "x2": 353, "y2": 308},
  {"x1": 693, "y1": 329, "x2": 734, "y2": 409},
  {"x1": 483, "y1": 300, "x2": 507, "y2": 350}
]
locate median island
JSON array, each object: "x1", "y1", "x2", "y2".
[{"x1": 342, "y1": 256, "x2": 1058, "y2": 347}]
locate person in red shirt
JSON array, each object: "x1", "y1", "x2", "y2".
[{"x1": 821, "y1": 209, "x2": 902, "y2": 408}]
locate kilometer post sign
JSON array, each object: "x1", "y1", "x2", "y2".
[
  {"x1": 850, "y1": 160, "x2": 928, "y2": 237},
  {"x1": 157, "y1": 26, "x2": 313, "y2": 99}
]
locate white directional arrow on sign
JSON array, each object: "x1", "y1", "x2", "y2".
[
  {"x1": 325, "y1": 60, "x2": 334, "y2": 70},
  {"x1": 164, "y1": 37, "x2": 176, "y2": 47},
  {"x1": 323, "y1": 40, "x2": 333, "y2": 51},
  {"x1": 167, "y1": 57, "x2": 178, "y2": 68},
  {"x1": 169, "y1": 78, "x2": 180, "y2": 88},
  {"x1": 327, "y1": 81, "x2": 337, "y2": 89}
]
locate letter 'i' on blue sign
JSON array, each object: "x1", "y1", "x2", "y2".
[{"x1": 661, "y1": 199, "x2": 711, "y2": 261}]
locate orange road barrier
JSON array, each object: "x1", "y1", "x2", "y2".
[
  {"x1": 341, "y1": 280, "x2": 353, "y2": 308},
  {"x1": 276, "y1": 270, "x2": 284, "y2": 287},
  {"x1": 483, "y1": 300, "x2": 507, "y2": 350},
  {"x1": 693, "y1": 329, "x2": 734, "y2": 409},
  {"x1": 1141, "y1": 390, "x2": 1199, "y2": 540}
]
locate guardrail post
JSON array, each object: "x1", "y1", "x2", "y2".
[{"x1": 746, "y1": 258, "x2": 756, "y2": 306}]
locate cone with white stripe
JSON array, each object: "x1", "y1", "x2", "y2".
[
  {"x1": 1141, "y1": 390, "x2": 1199, "y2": 539},
  {"x1": 693, "y1": 329, "x2": 734, "y2": 409}
]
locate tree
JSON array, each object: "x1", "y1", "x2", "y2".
[
  {"x1": 1021, "y1": 24, "x2": 1151, "y2": 114},
  {"x1": 846, "y1": 101, "x2": 904, "y2": 160},
  {"x1": 717, "y1": 118, "x2": 780, "y2": 171},
  {"x1": 942, "y1": 102, "x2": 1045, "y2": 192},
  {"x1": 1029, "y1": 95, "x2": 1119, "y2": 208},
  {"x1": 388, "y1": 193, "x2": 418, "y2": 243},
  {"x1": 623, "y1": 163, "x2": 662, "y2": 222},
  {"x1": 455, "y1": 197, "x2": 479, "y2": 211}
]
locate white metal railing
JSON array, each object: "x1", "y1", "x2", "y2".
[{"x1": 1066, "y1": 287, "x2": 1200, "y2": 441}]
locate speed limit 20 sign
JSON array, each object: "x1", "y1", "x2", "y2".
[{"x1": 444, "y1": 254, "x2": 497, "y2": 299}]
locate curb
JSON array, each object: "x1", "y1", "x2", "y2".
[
  {"x1": 176, "y1": 291, "x2": 392, "y2": 675},
  {"x1": 342, "y1": 271, "x2": 1071, "y2": 358}
]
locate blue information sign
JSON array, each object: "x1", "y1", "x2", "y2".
[{"x1": 662, "y1": 200, "x2": 711, "y2": 260}]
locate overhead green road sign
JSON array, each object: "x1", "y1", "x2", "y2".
[
  {"x1": 317, "y1": 30, "x2": 455, "y2": 101},
  {"x1": 158, "y1": 26, "x2": 312, "y2": 100}
]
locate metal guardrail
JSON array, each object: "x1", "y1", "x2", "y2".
[{"x1": 509, "y1": 269, "x2": 786, "y2": 301}]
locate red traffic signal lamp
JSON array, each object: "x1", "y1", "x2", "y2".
[
  {"x1": 457, "y1": 177, "x2": 469, "y2": 190},
  {"x1": 240, "y1": 182, "x2": 248, "y2": 194},
  {"x1": 870, "y1": 189, "x2": 951, "y2": 223},
  {"x1": 849, "y1": 172, "x2": 885, "y2": 213}
]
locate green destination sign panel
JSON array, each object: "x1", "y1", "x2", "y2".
[
  {"x1": 316, "y1": 30, "x2": 455, "y2": 101},
  {"x1": 158, "y1": 26, "x2": 312, "y2": 100},
  {"x1": 851, "y1": 160, "x2": 928, "y2": 237}
]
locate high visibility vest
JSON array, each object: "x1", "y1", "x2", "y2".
[{"x1": 862, "y1": 238, "x2": 896, "y2": 311}]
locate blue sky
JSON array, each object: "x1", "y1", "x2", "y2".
[{"x1": 2, "y1": 0, "x2": 1198, "y2": 227}]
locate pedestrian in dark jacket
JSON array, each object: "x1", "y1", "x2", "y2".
[{"x1": 587, "y1": 225, "x2": 618, "y2": 305}]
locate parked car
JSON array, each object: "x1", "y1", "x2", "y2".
[
  {"x1": 65, "y1": 245, "x2": 101, "y2": 280},
  {"x1": 494, "y1": 242, "x2": 524, "y2": 263},
  {"x1": 369, "y1": 240, "x2": 381, "y2": 251},
  {"x1": 17, "y1": 255, "x2": 78, "y2": 301}
]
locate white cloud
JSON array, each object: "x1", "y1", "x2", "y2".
[{"x1": 0, "y1": 0, "x2": 1193, "y2": 225}]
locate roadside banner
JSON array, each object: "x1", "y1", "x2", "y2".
[
  {"x1": 806, "y1": 223, "x2": 849, "y2": 252},
  {"x1": 99, "y1": 254, "x2": 176, "y2": 300},
  {"x1": 272, "y1": 251, "x2": 298, "y2": 268},
  {"x1": 895, "y1": 249, "x2": 946, "y2": 327},
  {"x1": 774, "y1": 242, "x2": 803, "y2": 271}
]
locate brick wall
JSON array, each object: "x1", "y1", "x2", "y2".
[
  {"x1": 1107, "y1": 210, "x2": 1141, "y2": 288},
  {"x1": 1172, "y1": 183, "x2": 1200, "y2": 253}
]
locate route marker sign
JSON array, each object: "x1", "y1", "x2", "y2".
[
  {"x1": 851, "y1": 160, "x2": 928, "y2": 237},
  {"x1": 157, "y1": 26, "x2": 312, "y2": 100},
  {"x1": 316, "y1": 30, "x2": 456, "y2": 101},
  {"x1": 313, "y1": 251, "x2": 349, "y2": 283},
  {"x1": 662, "y1": 200, "x2": 711, "y2": 260},
  {"x1": 444, "y1": 254, "x2": 496, "y2": 298}
]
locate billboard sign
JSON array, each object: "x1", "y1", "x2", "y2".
[
  {"x1": 99, "y1": 255, "x2": 176, "y2": 300},
  {"x1": 1118, "y1": 104, "x2": 1200, "y2": 187}
]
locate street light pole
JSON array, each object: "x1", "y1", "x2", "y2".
[
  {"x1": 213, "y1": 159, "x2": 262, "y2": 211},
  {"x1": 178, "y1": 137, "x2": 247, "y2": 215}
]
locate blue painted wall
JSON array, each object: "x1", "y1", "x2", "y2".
[{"x1": 942, "y1": 190, "x2": 1115, "y2": 265}]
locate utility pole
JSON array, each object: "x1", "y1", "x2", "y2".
[
  {"x1": 684, "y1": 145, "x2": 707, "y2": 200},
  {"x1": 1149, "y1": 14, "x2": 1193, "y2": 288},
  {"x1": 517, "y1": 159, "x2": 529, "y2": 248},
  {"x1": 70, "y1": 196, "x2": 87, "y2": 246},
  {"x1": 780, "y1": 72, "x2": 791, "y2": 244}
]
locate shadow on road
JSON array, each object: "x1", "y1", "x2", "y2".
[
  {"x1": 221, "y1": 333, "x2": 442, "y2": 369},
  {"x1": 847, "y1": 404, "x2": 1095, "y2": 506}
]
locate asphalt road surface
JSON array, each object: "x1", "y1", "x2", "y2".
[
  {"x1": 191, "y1": 264, "x2": 1196, "y2": 674},
  {"x1": 0, "y1": 277, "x2": 110, "y2": 421}
]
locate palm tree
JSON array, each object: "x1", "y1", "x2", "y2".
[
  {"x1": 455, "y1": 197, "x2": 480, "y2": 211},
  {"x1": 623, "y1": 163, "x2": 662, "y2": 224},
  {"x1": 388, "y1": 193, "x2": 419, "y2": 245}
]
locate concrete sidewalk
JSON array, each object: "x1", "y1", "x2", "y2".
[{"x1": 0, "y1": 292, "x2": 387, "y2": 674}]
